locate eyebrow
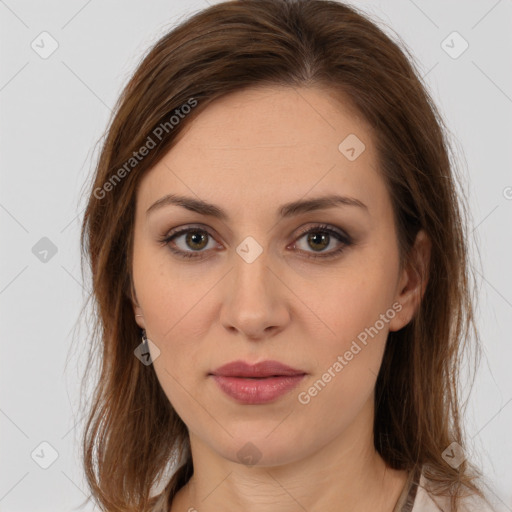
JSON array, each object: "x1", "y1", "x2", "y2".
[{"x1": 146, "y1": 193, "x2": 368, "y2": 220}]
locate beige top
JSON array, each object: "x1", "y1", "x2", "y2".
[
  {"x1": 392, "y1": 466, "x2": 496, "y2": 512},
  {"x1": 392, "y1": 466, "x2": 421, "y2": 512}
]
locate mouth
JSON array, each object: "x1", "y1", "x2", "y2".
[{"x1": 209, "y1": 360, "x2": 306, "y2": 404}]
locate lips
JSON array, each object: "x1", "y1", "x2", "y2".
[
  {"x1": 210, "y1": 360, "x2": 306, "y2": 378},
  {"x1": 209, "y1": 360, "x2": 306, "y2": 404}
]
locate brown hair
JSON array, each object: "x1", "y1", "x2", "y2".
[{"x1": 77, "y1": 0, "x2": 489, "y2": 510}]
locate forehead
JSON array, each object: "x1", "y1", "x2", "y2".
[{"x1": 137, "y1": 85, "x2": 388, "y2": 219}]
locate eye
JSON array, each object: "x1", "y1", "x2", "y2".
[
  {"x1": 158, "y1": 225, "x2": 219, "y2": 259},
  {"x1": 291, "y1": 224, "x2": 352, "y2": 259}
]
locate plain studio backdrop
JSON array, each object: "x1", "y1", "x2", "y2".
[{"x1": 0, "y1": 0, "x2": 511, "y2": 510}]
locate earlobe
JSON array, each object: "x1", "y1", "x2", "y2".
[
  {"x1": 133, "y1": 303, "x2": 146, "y2": 328},
  {"x1": 134, "y1": 312, "x2": 146, "y2": 329},
  {"x1": 388, "y1": 229, "x2": 431, "y2": 332},
  {"x1": 129, "y1": 276, "x2": 146, "y2": 329}
]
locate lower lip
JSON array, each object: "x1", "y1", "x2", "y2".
[{"x1": 211, "y1": 374, "x2": 305, "y2": 404}]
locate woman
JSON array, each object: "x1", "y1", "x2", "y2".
[{"x1": 79, "y1": 1, "x2": 497, "y2": 510}]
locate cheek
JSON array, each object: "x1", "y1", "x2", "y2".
[
  {"x1": 297, "y1": 257, "x2": 398, "y2": 343},
  {"x1": 132, "y1": 247, "x2": 219, "y2": 374},
  {"x1": 291, "y1": 255, "x2": 400, "y2": 403},
  {"x1": 134, "y1": 241, "x2": 201, "y2": 327},
  {"x1": 292, "y1": 265, "x2": 398, "y2": 426}
]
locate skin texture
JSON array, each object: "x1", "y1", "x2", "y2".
[{"x1": 131, "y1": 85, "x2": 431, "y2": 512}]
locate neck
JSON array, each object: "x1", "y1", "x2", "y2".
[{"x1": 170, "y1": 396, "x2": 408, "y2": 512}]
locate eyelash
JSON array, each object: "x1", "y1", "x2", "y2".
[{"x1": 157, "y1": 223, "x2": 352, "y2": 261}]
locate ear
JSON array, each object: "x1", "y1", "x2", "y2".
[
  {"x1": 127, "y1": 274, "x2": 146, "y2": 330},
  {"x1": 388, "y1": 229, "x2": 431, "y2": 332}
]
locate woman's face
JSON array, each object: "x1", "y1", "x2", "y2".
[{"x1": 131, "y1": 85, "x2": 427, "y2": 467}]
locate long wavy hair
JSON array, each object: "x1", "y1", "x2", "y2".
[{"x1": 77, "y1": 0, "x2": 489, "y2": 510}]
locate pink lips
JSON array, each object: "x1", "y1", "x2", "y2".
[{"x1": 209, "y1": 360, "x2": 306, "y2": 404}]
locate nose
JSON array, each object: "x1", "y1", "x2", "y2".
[{"x1": 219, "y1": 246, "x2": 291, "y2": 341}]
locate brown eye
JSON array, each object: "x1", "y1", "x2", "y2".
[
  {"x1": 293, "y1": 224, "x2": 352, "y2": 259},
  {"x1": 184, "y1": 231, "x2": 209, "y2": 251},
  {"x1": 159, "y1": 226, "x2": 218, "y2": 259},
  {"x1": 306, "y1": 232, "x2": 330, "y2": 252}
]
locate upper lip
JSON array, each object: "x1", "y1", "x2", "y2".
[{"x1": 210, "y1": 360, "x2": 306, "y2": 378}]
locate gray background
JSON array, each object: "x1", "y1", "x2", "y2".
[{"x1": 1, "y1": 0, "x2": 511, "y2": 510}]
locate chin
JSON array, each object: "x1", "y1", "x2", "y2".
[{"x1": 211, "y1": 431, "x2": 311, "y2": 468}]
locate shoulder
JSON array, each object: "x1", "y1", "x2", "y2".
[{"x1": 412, "y1": 471, "x2": 497, "y2": 512}]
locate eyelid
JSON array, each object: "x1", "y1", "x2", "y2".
[
  {"x1": 162, "y1": 223, "x2": 217, "y2": 240},
  {"x1": 292, "y1": 223, "x2": 351, "y2": 243}
]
